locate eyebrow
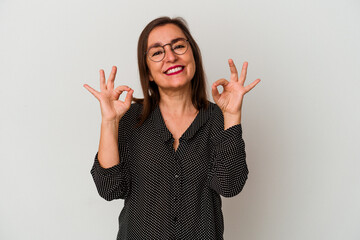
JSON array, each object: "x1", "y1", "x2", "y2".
[{"x1": 147, "y1": 37, "x2": 185, "y2": 50}]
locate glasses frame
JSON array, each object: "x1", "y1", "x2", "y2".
[{"x1": 145, "y1": 38, "x2": 189, "y2": 62}]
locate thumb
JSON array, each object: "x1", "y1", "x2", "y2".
[
  {"x1": 211, "y1": 83, "x2": 220, "y2": 103},
  {"x1": 124, "y1": 89, "x2": 134, "y2": 107}
]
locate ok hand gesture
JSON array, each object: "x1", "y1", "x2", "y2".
[
  {"x1": 212, "y1": 59, "x2": 260, "y2": 116},
  {"x1": 84, "y1": 66, "x2": 134, "y2": 122}
]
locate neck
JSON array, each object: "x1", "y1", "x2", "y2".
[{"x1": 158, "y1": 84, "x2": 196, "y2": 116}]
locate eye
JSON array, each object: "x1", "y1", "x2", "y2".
[
  {"x1": 149, "y1": 47, "x2": 164, "y2": 57},
  {"x1": 172, "y1": 40, "x2": 188, "y2": 53},
  {"x1": 152, "y1": 50, "x2": 163, "y2": 57},
  {"x1": 173, "y1": 44, "x2": 185, "y2": 49}
]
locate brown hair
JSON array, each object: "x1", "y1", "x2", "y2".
[{"x1": 133, "y1": 16, "x2": 208, "y2": 125}]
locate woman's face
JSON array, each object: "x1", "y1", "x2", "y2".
[{"x1": 146, "y1": 24, "x2": 196, "y2": 92}]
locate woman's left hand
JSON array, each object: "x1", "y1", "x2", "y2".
[{"x1": 212, "y1": 59, "x2": 260, "y2": 116}]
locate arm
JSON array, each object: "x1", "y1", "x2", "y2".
[
  {"x1": 84, "y1": 66, "x2": 133, "y2": 168},
  {"x1": 209, "y1": 59, "x2": 260, "y2": 197},
  {"x1": 98, "y1": 119, "x2": 120, "y2": 168},
  {"x1": 84, "y1": 66, "x2": 133, "y2": 200},
  {"x1": 90, "y1": 117, "x2": 131, "y2": 201},
  {"x1": 208, "y1": 122, "x2": 248, "y2": 198}
]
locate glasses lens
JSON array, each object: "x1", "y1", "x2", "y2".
[
  {"x1": 172, "y1": 40, "x2": 188, "y2": 55},
  {"x1": 148, "y1": 47, "x2": 165, "y2": 62}
]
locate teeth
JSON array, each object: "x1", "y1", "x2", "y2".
[{"x1": 166, "y1": 67, "x2": 183, "y2": 74}]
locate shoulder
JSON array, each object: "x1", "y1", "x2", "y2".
[
  {"x1": 207, "y1": 101, "x2": 223, "y2": 121},
  {"x1": 127, "y1": 102, "x2": 143, "y2": 116},
  {"x1": 119, "y1": 102, "x2": 143, "y2": 128},
  {"x1": 125, "y1": 102, "x2": 143, "y2": 116},
  {"x1": 205, "y1": 101, "x2": 224, "y2": 135}
]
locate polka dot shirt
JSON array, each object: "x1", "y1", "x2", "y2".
[{"x1": 91, "y1": 101, "x2": 248, "y2": 240}]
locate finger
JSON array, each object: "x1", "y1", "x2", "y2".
[
  {"x1": 107, "y1": 66, "x2": 117, "y2": 90},
  {"x1": 83, "y1": 84, "x2": 100, "y2": 100},
  {"x1": 211, "y1": 83, "x2": 221, "y2": 102},
  {"x1": 213, "y1": 78, "x2": 229, "y2": 88},
  {"x1": 124, "y1": 89, "x2": 134, "y2": 107},
  {"x1": 244, "y1": 79, "x2": 261, "y2": 93},
  {"x1": 228, "y1": 59, "x2": 238, "y2": 82},
  {"x1": 212, "y1": 79, "x2": 228, "y2": 102},
  {"x1": 239, "y1": 61, "x2": 248, "y2": 85},
  {"x1": 114, "y1": 85, "x2": 131, "y2": 95},
  {"x1": 99, "y1": 69, "x2": 106, "y2": 91}
]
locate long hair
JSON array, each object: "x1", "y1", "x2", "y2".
[{"x1": 134, "y1": 16, "x2": 208, "y2": 125}]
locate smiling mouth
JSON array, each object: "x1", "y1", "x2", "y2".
[{"x1": 164, "y1": 66, "x2": 184, "y2": 75}]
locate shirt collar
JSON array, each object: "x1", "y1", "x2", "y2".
[{"x1": 150, "y1": 102, "x2": 213, "y2": 142}]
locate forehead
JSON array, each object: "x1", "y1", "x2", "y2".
[{"x1": 147, "y1": 24, "x2": 186, "y2": 48}]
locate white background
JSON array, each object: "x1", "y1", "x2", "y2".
[{"x1": 1, "y1": 0, "x2": 359, "y2": 239}]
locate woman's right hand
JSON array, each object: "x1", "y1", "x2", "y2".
[{"x1": 84, "y1": 66, "x2": 134, "y2": 122}]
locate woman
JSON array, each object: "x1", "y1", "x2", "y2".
[{"x1": 84, "y1": 17, "x2": 260, "y2": 240}]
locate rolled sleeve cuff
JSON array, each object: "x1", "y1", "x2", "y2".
[
  {"x1": 92, "y1": 153, "x2": 124, "y2": 177},
  {"x1": 210, "y1": 124, "x2": 243, "y2": 146}
]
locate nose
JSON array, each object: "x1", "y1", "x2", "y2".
[{"x1": 164, "y1": 45, "x2": 177, "y2": 62}]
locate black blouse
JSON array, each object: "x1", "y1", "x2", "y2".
[{"x1": 91, "y1": 101, "x2": 248, "y2": 240}]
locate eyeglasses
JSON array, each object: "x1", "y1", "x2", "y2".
[{"x1": 146, "y1": 38, "x2": 189, "y2": 62}]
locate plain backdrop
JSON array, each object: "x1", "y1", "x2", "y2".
[{"x1": 1, "y1": 0, "x2": 359, "y2": 239}]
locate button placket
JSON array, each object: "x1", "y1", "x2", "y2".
[{"x1": 173, "y1": 150, "x2": 181, "y2": 230}]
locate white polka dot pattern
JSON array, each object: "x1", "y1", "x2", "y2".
[{"x1": 91, "y1": 101, "x2": 248, "y2": 239}]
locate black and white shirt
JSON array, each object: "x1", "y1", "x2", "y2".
[{"x1": 91, "y1": 101, "x2": 248, "y2": 240}]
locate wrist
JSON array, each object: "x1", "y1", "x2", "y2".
[
  {"x1": 101, "y1": 118, "x2": 120, "y2": 128},
  {"x1": 101, "y1": 115, "x2": 122, "y2": 124},
  {"x1": 223, "y1": 112, "x2": 241, "y2": 130},
  {"x1": 222, "y1": 111, "x2": 241, "y2": 120}
]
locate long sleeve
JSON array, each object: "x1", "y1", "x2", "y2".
[
  {"x1": 90, "y1": 106, "x2": 135, "y2": 201},
  {"x1": 208, "y1": 123, "x2": 249, "y2": 198},
  {"x1": 90, "y1": 150, "x2": 131, "y2": 200}
]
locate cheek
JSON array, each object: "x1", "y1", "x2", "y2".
[
  {"x1": 187, "y1": 49, "x2": 196, "y2": 74},
  {"x1": 148, "y1": 61, "x2": 162, "y2": 73},
  {"x1": 146, "y1": 61, "x2": 156, "y2": 80},
  {"x1": 189, "y1": 56, "x2": 196, "y2": 76}
]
